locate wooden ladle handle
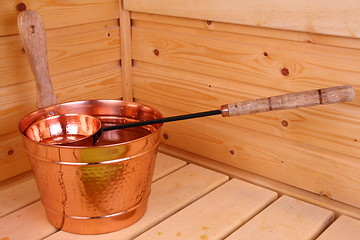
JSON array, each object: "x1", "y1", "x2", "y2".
[
  {"x1": 17, "y1": 10, "x2": 58, "y2": 108},
  {"x1": 221, "y1": 85, "x2": 355, "y2": 117}
]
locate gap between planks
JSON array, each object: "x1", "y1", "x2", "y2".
[
  {"x1": 130, "y1": 12, "x2": 360, "y2": 50},
  {"x1": 135, "y1": 178, "x2": 278, "y2": 240},
  {"x1": 159, "y1": 144, "x2": 360, "y2": 221}
]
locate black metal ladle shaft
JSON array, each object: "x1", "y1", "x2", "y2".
[{"x1": 93, "y1": 109, "x2": 222, "y2": 143}]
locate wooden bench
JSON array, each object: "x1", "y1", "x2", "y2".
[{"x1": 1, "y1": 153, "x2": 359, "y2": 240}]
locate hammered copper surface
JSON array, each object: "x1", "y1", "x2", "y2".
[
  {"x1": 24, "y1": 114, "x2": 101, "y2": 146},
  {"x1": 19, "y1": 100, "x2": 163, "y2": 234}
]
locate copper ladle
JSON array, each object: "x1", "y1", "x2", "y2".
[{"x1": 25, "y1": 85, "x2": 354, "y2": 146}]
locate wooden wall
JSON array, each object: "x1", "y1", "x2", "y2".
[
  {"x1": 0, "y1": 0, "x2": 123, "y2": 180},
  {"x1": 125, "y1": 5, "x2": 360, "y2": 208},
  {"x1": 1, "y1": 0, "x2": 360, "y2": 210}
]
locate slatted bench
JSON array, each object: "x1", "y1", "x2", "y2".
[{"x1": 1, "y1": 153, "x2": 359, "y2": 240}]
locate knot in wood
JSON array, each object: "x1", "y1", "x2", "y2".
[
  {"x1": 16, "y1": 2, "x2": 27, "y2": 12},
  {"x1": 281, "y1": 68, "x2": 290, "y2": 76},
  {"x1": 153, "y1": 49, "x2": 160, "y2": 56}
]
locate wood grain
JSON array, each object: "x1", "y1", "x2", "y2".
[
  {"x1": 222, "y1": 85, "x2": 354, "y2": 117},
  {"x1": 132, "y1": 20, "x2": 360, "y2": 94},
  {"x1": 125, "y1": 0, "x2": 360, "y2": 38},
  {"x1": 0, "y1": 132, "x2": 31, "y2": 182},
  {"x1": 134, "y1": 95, "x2": 360, "y2": 208},
  {"x1": 119, "y1": 0, "x2": 134, "y2": 101},
  {"x1": 132, "y1": 13, "x2": 360, "y2": 50},
  {"x1": 0, "y1": 176, "x2": 38, "y2": 217},
  {"x1": 133, "y1": 61, "x2": 360, "y2": 160},
  {"x1": 317, "y1": 215, "x2": 360, "y2": 240},
  {"x1": 0, "y1": 201, "x2": 57, "y2": 240},
  {"x1": 135, "y1": 179, "x2": 277, "y2": 240},
  {"x1": 152, "y1": 153, "x2": 187, "y2": 181},
  {"x1": 129, "y1": 17, "x2": 360, "y2": 208},
  {"x1": 0, "y1": 0, "x2": 119, "y2": 36},
  {"x1": 0, "y1": 20, "x2": 120, "y2": 88},
  {"x1": 225, "y1": 196, "x2": 334, "y2": 240},
  {"x1": 159, "y1": 144, "x2": 360, "y2": 221}
]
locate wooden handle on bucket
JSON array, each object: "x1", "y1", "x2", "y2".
[
  {"x1": 220, "y1": 85, "x2": 355, "y2": 117},
  {"x1": 18, "y1": 10, "x2": 58, "y2": 108}
]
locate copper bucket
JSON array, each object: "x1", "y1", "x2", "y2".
[
  {"x1": 17, "y1": 10, "x2": 163, "y2": 234},
  {"x1": 18, "y1": 100, "x2": 163, "y2": 234}
]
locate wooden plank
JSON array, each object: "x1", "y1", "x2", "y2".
[
  {"x1": 225, "y1": 195, "x2": 334, "y2": 240},
  {"x1": 0, "y1": 20, "x2": 120, "y2": 88},
  {"x1": 132, "y1": 13, "x2": 360, "y2": 50},
  {"x1": 159, "y1": 144, "x2": 360, "y2": 221},
  {"x1": 136, "y1": 96, "x2": 360, "y2": 208},
  {"x1": 119, "y1": 0, "x2": 134, "y2": 101},
  {"x1": 132, "y1": 61, "x2": 359, "y2": 164},
  {"x1": 45, "y1": 164, "x2": 229, "y2": 239},
  {"x1": 131, "y1": 21, "x2": 360, "y2": 106},
  {"x1": 152, "y1": 153, "x2": 187, "y2": 181},
  {"x1": 0, "y1": 132, "x2": 31, "y2": 181},
  {"x1": 132, "y1": 21, "x2": 360, "y2": 96},
  {"x1": 0, "y1": 0, "x2": 119, "y2": 36},
  {"x1": 130, "y1": 21, "x2": 360, "y2": 207},
  {"x1": 135, "y1": 178, "x2": 277, "y2": 240},
  {"x1": 125, "y1": 0, "x2": 360, "y2": 38},
  {"x1": 317, "y1": 215, "x2": 360, "y2": 240},
  {"x1": 0, "y1": 201, "x2": 57, "y2": 240},
  {"x1": 0, "y1": 172, "x2": 38, "y2": 218}
]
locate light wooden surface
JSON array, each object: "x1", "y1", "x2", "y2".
[
  {"x1": 317, "y1": 215, "x2": 360, "y2": 240},
  {"x1": 152, "y1": 153, "x2": 187, "y2": 181},
  {"x1": 135, "y1": 178, "x2": 277, "y2": 240},
  {"x1": 0, "y1": 0, "x2": 119, "y2": 36},
  {"x1": 155, "y1": 105, "x2": 360, "y2": 208},
  {"x1": 131, "y1": 20, "x2": 360, "y2": 158},
  {"x1": 0, "y1": 20, "x2": 120, "y2": 88},
  {"x1": 160, "y1": 145, "x2": 360, "y2": 221},
  {"x1": 131, "y1": 12, "x2": 360, "y2": 50},
  {"x1": 119, "y1": 0, "x2": 134, "y2": 101},
  {"x1": 133, "y1": 60, "x2": 360, "y2": 208},
  {"x1": 0, "y1": 201, "x2": 57, "y2": 240},
  {"x1": 0, "y1": 175, "x2": 38, "y2": 218},
  {"x1": 225, "y1": 196, "x2": 334, "y2": 240},
  {"x1": 125, "y1": 0, "x2": 360, "y2": 38},
  {"x1": 131, "y1": 15, "x2": 360, "y2": 208},
  {"x1": 2, "y1": 154, "x2": 356, "y2": 240}
]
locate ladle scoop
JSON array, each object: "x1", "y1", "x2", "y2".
[{"x1": 92, "y1": 84, "x2": 354, "y2": 144}]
